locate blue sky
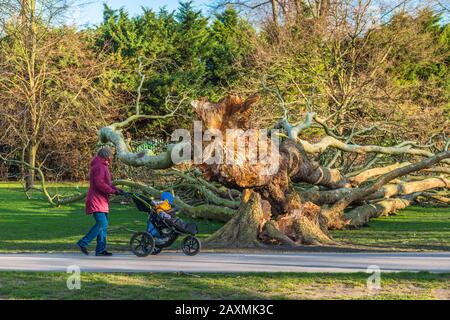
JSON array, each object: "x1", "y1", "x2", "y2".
[
  {"x1": 68, "y1": 0, "x2": 211, "y2": 28},
  {"x1": 65, "y1": 0, "x2": 449, "y2": 28}
]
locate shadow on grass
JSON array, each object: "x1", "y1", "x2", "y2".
[
  {"x1": 2, "y1": 184, "x2": 449, "y2": 253},
  {"x1": 0, "y1": 272, "x2": 449, "y2": 300},
  {"x1": 0, "y1": 185, "x2": 223, "y2": 252},
  {"x1": 332, "y1": 207, "x2": 450, "y2": 251},
  {"x1": 0, "y1": 272, "x2": 266, "y2": 300}
]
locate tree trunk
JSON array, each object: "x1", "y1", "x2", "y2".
[
  {"x1": 272, "y1": 198, "x2": 334, "y2": 245},
  {"x1": 204, "y1": 188, "x2": 335, "y2": 247},
  {"x1": 98, "y1": 94, "x2": 450, "y2": 248},
  {"x1": 25, "y1": 142, "x2": 37, "y2": 190},
  {"x1": 319, "y1": 0, "x2": 330, "y2": 18},
  {"x1": 271, "y1": 0, "x2": 279, "y2": 28},
  {"x1": 344, "y1": 197, "x2": 414, "y2": 228},
  {"x1": 204, "y1": 189, "x2": 267, "y2": 248},
  {"x1": 24, "y1": 0, "x2": 38, "y2": 191},
  {"x1": 321, "y1": 150, "x2": 450, "y2": 229}
]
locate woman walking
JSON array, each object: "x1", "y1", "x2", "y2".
[{"x1": 77, "y1": 148, "x2": 121, "y2": 256}]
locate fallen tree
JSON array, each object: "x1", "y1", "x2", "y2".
[
  {"x1": 4, "y1": 91, "x2": 447, "y2": 248},
  {"x1": 96, "y1": 93, "x2": 449, "y2": 248}
]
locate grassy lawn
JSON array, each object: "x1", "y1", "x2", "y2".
[
  {"x1": 0, "y1": 183, "x2": 449, "y2": 300},
  {"x1": 331, "y1": 206, "x2": 450, "y2": 251},
  {"x1": 0, "y1": 183, "x2": 222, "y2": 253},
  {"x1": 0, "y1": 182, "x2": 449, "y2": 252},
  {"x1": 0, "y1": 271, "x2": 448, "y2": 299}
]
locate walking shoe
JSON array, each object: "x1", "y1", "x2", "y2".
[
  {"x1": 77, "y1": 243, "x2": 89, "y2": 256},
  {"x1": 95, "y1": 251, "x2": 113, "y2": 256}
]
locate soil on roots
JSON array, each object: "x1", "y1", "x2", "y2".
[{"x1": 204, "y1": 189, "x2": 335, "y2": 248}]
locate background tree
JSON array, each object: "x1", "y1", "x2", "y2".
[
  {"x1": 0, "y1": 1, "x2": 447, "y2": 248},
  {"x1": 206, "y1": 5, "x2": 255, "y2": 88},
  {"x1": 0, "y1": 0, "x2": 114, "y2": 185},
  {"x1": 95, "y1": 1, "x2": 255, "y2": 139},
  {"x1": 96, "y1": 0, "x2": 449, "y2": 247},
  {"x1": 236, "y1": 0, "x2": 449, "y2": 170}
]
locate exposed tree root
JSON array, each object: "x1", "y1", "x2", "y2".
[
  {"x1": 204, "y1": 190, "x2": 267, "y2": 248},
  {"x1": 204, "y1": 188, "x2": 336, "y2": 247},
  {"x1": 274, "y1": 202, "x2": 335, "y2": 245},
  {"x1": 260, "y1": 220, "x2": 298, "y2": 246},
  {"x1": 299, "y1": 188, "x2": 352, "y2": 205},
  {"x1": 96, "y1": 94, "x2": 449, "y2": 247}
]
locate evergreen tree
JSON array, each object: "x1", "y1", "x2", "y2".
[
  {"x1": 95, "y1": 1, "x2": 255, "y2": 136},
  {"x1": 206, "y1": 5, "x2": 254, "y2": 88}
]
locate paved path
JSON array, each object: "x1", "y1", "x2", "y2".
[{"x1": 0, "y1": 252, "x2": 449, "y2": 273}]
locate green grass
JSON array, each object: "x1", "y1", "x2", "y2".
[
  {"x1": 0, "y1": 271, "x2": 448, "y2": 299},
  {"x1": 331, "y1": 206, "x2": 450, "y2": 251},
  {"x1": 0, "y1": 183, "x2": 223, "y2": 253},
  {"x1": 0, "y1": 182, "x2": 449, "y2": 252},
  {"x1": 1, "y1": 183, "x2": 449, "y2": 300}
]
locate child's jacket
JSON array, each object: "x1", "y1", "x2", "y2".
[{"x1": 154, "y1": 200, "x2": 173, "y2": 217}]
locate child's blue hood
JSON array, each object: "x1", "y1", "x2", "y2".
[{"x1": 161, "y1": 191, "x2": 174, "y2": 205}]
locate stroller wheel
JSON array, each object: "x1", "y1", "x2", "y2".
[
  {"x1": 182, "y1": 236, "x2": 201, "y2": 256},
  {"x1": 151, "y1": 247, "x2": 162, "y2": 255},
  {"x1": 130, "y1": 232, "x2": 155, "y2": 257}
]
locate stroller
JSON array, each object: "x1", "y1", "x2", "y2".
[{"x1": 121, "y1": 191, "x2": 201, "y2": 257}]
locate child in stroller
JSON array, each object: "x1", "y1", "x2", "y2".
[
  {"x1": 148, "y1": 192, "x2": 197, "y2": 243},
  {"x1": 124, "y1": 190, "x2": 201, "y2": 257}
]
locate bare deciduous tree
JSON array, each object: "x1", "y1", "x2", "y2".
[{"x1": 0, "y1": 0, "x2": 114, "y2": 187}]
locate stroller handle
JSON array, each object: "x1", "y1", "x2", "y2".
[
  {"x1": 116, "y1": 189, "x2": 131, "y2": 197},
  {"x1": 116, "y1": 190, "x2": 141, "y2": 201},
  {"x1": 118, "y1": 191, "x2": 157, "y2": 208}
]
